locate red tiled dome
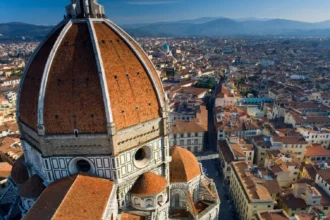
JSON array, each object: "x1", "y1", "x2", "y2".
[
  {"x1": 18, "y1": 19, "x2": 165, "y2": 135},
  {"x1": 170, "y1": 146, "x2": 201, "y2": 183},
  {"x1": 19, "y1": 174, "x2": 45, "y2": 199},
  {"x1": 10, "y1": 155, "x2": 29, "y2": 185},
  {"x1": 130, "y1": 172, "x2": 168, "y2": 196}
]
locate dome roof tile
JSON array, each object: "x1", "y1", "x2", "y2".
[
  {"x1": 170, "y1": 146, "x2": 201, "y2": 183},
  {"x1": 130, "y1": 172, "x2": 167, "y2": 196}
]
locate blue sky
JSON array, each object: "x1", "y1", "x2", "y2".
[{"x1": 1, "y1": 0, "x2": 330, "y2": 25}]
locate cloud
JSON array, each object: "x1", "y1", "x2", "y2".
[{"x1": 126, "y1": 1, "x2": 180, "y2": 5}]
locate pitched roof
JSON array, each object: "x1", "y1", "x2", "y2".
[
  {"x1": 170, "y1": 146, "x2": 201, "y2": 183},
  {"x1": 218, "y1": 140, "x2": 235, "y2": 164},
  {"x1": 258, "y1": 210, "x2": 290, "y2": 220},
  {"x1": 24, "y1": 174, "x2": 115, "y2": 220},
  {"x1": 305, "y1": 144, "x2": 330, "y2": 157},
  {"x1": 0, "y1": 162, "x2": 12, "y2": 179},
  {"x1": 317, "y1": 168, "x2": 330, "y2": 185},
  {"x1": 121, "y1": 213, "x2": 145, "y2": 220}
]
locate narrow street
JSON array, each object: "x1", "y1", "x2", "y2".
[
  {"x1": 201, "y1": 159, "x2": 236, "y2": 220},
  {"x1": 200, "y1": 79, "x2": 237, "y2": 220}
]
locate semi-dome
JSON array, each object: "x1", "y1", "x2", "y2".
[
  {"x1": 170, "y1": 146, "x2": 201, "y2": 183},
  {"x1": 11, "y1": 156, "x2": 29, "y2": 185},
  {"x1": 19, "y1": 174, "x2": 45, "y2": 199},
  {"x1": 130, "y1": 172, "x2": 168, "y2": 196},
  {"x1": 17, "y1": 1, "x2": 165, "y2": 136}
]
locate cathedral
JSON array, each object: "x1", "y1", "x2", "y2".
[{"x1": 0, "y1": 0, "x2": 220, "y2": 219}]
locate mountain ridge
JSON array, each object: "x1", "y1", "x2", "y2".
[{"x1": 2, "y1": 17, "x2": 330, "y2": 42}]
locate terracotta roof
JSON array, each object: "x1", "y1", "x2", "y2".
[
  {"x1": 317, "y1": 168, "x2": 330, "y2": 185},
  {"x1": 24, "y1": 174, "x2": 114, "y2": 220},
  {"x1": 0, "y1": 162, "x2": 12, "y2": 179},
  {"x1": 44, "y1": 23, "x2": 107, "y2": 134},
  {"x1": 94, "y1": 22, "x2": 161, "y2": 131},
  {"x1": 0, "y1": 136, "x2": 22, "y2": 157},
  {"x1": 232, "y1": 161, "x2": 273, "y2": 201},
  {"x1": 303, "y1": 163, "x2": 318, "y2": 179},
  {"x1": 24, "y1": 175, "x2": 77, "y2": 220},
  {"x1": 272, "y1": 136, "x2": 307, "y2": 144},
  {"x1": 305, "y1": 144, "x2": 330, "y2": 157},
  {"x1": 280, "y1": 189, "x2": 308, "y2": 209},
  {"x1": 170, "y1": 146, "x2": 201, "y2": 183},
  {"x1": 130, "y1": 172, "x2": 167, "y2": 196},
  {"x1": 315, "y1": 185, "x2": 330, "y2": 207},
  {"x1": 258, "y1": 210, "x2": 290, "y2": 220},
  {"x1": 218, "y1": 140, "x2": 235, "y2": 163},
  {"x1": 19, "y1": 23, "x2": 65, "y2": 131},
  {"x1": 121, "y1": 213, "x2": 145, "y2": 220},
  {"x1": 172, "y1": 120, "x2": 207, "y2": 134},
  {"x1": 19, "y1": 174, "x2": 45, "y2": 199},
  {"x1": 19, "y1": 20, "x2": 165, "y2": 134},
  {"x1": 114, "y1": 22, "x2": 166, "y2": 104},
  {"x1": 10, "y1": 155, "x2": 29, "y2": 185}
]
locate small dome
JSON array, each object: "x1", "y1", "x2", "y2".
[
  {"x1": 130, "y1": 172, "x2": 167, "y2": 196},
  {"x1": 19, "y1": 174, "x2": 45, "y2": 199},
  {"x1": 11, "y1": 156, "x2": 29, "y2": 185},
  {"x1": 170, "y1": 146, "x2": 201, "y2": 183}
]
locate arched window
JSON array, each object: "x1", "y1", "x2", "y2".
[
  {"x1": 145, "y1": 199, "x2": 153, "y2": 208},
  {"x1": 157, "y1": 195, "x2": 164, "y2": 204},
  {"x1": 174, "y1": 193, "x2": 180, "y2": 207},
  {"x1": 193, "y1": 188, "x2": 198, "y2": 201},
  {"x1": 134, "y1": 198, "x2": 140, "y2": 206}
]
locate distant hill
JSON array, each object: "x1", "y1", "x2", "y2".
[
  {"x1": 2, "y1": 18, "x2": 330, "y2": 42},
  {"x1": 0, "y1": 22, "x2": 54, "y2": 42}
]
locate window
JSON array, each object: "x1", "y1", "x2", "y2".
[
  {"x1": 145, "y1": 199, "x2": 153, "y2": 208},
  {"x1": 134, "y1": 146, "x2": 152, "y2": 168},
  {"x1": 194, "y1": 139, "x2": 198, "y2": 144},
  {"x1": 134, "y1": 198, "x2": 141, "y2": 206},
  {"x1": 74, "y1": 129, "x2": 79, "y2": 137},
  {"x1": 76, "y1": 160, "x2": 91, "y2": 172},
  {"x1": 174, "y1": 194, "x2": 180, "y2": 207},
  {"x1": 135, "y1": 148, "x2": 146, "y2": 161},
  {"x1": 157, "y1": 195, "x2": 164, "y2": 204}
]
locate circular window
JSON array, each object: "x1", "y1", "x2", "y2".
[
  {"x1": 68, "y1": 157, "x2": 95, "y2": 175},
  {"x1": 134, "y1": 146, "x2": 152, "y2": 168},
  {"x1": 135, "y1": 148, "x2": 146, "y2": 161},
  {"x1": 76, "y1": 160, "x2": 91, "y2": 172}
]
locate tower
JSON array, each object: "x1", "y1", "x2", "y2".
[{"x1": 0, "y1": 1, "x2": 220, "y2": 219}]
